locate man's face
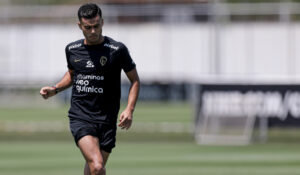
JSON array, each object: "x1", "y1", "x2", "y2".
[{"x1": 78, "y1": 15, "x2": 103, "y2": 45}]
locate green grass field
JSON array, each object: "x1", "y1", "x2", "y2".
[
  {"x1": 0, "y1": 102, "x2": 300, "y2": 175},
  {"x1": 1, "y1": 141, "x2": 300, "y2": 175}
]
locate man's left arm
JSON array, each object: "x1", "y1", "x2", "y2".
[{"x1": 118, "y1": 68, "x2": 140, "y2": 130}]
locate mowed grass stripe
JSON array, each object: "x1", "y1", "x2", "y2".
[
  {"x1": 109, "y1": 167, "x2": 300, "y2": 175},
  {"x1": 108, "y1": 142, "x2": 300, "y2": 175},
  {"x1": 0, "y1": 141, "x2": 82, "y2": 175},
  {"x1": 0, "y1": 141, "x2": 300, "y2": 175},
  {"x1": 0, "y1": 102, "x2": 192, "y2": 123},
  {"x1": 110, "y1": 142, "x2": 300, "y2": 175}
]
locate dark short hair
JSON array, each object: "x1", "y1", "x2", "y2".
[{"x1": 78, "y1": 3, "x2": 102, "y2": 21}]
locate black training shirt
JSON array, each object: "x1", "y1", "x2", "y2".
[{"x1": 65, "y1": 36, "x2": 136, "y2": 125}]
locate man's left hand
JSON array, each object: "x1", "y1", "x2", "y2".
[{"x1": 118, "y1": 109, "x2": 133, "y2": 130}]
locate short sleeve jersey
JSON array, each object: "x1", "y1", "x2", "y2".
[{"x1": 65, "y1": 36, "x2": 136, "y2": 125}]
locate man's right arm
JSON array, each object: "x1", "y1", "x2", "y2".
[{"x1": 40, "y1": 69, "x2": 74, "y2": 99}]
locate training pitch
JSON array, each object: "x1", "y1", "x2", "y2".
[{"x1": 0, "y1": 102, "x2": 299, "y2": 175}]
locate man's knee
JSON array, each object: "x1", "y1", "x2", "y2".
[{"x1": 90, "y1": 162, "x2": 106, "y2": 175}]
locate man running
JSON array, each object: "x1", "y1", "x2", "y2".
[{"x1": 40, "y1": 3, "x2": 140, "y2": 175}]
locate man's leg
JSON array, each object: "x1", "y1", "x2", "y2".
[
  {"x1": 84, "y1": 150, "x2": 110, "y2": 175},
  {"x1": 78, "y1": 135, "x2": 110, "y2": 175}
]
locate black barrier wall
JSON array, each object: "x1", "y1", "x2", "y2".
[{"x1": 196, "y1": 84, "x2": 300, "y2": 127}]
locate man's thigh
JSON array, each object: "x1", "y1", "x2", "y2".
[{"x1": 78, "y1": 135, "x2": 110, "y2": 165}]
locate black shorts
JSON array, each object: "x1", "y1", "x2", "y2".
[{"x1": 69, "y1": 118, "x2": 116, "y2": 153}]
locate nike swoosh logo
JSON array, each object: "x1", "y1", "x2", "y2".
[{"x1": 74, "y1": 59, "x2": 82, "y2": 62}]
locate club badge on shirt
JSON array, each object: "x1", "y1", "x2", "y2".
[{"x1": 100, "y1": 56, "x2": 107, "y2": 66}]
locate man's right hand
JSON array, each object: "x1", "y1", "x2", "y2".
[{"x1": 40, "y1": 86, "x2": 56, "y2": 99}]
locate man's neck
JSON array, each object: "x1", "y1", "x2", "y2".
[{"x1": 84, "y1": 36, "x2": 104, "y2": 45}]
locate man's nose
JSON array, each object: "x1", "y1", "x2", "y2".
[{"x1": 91, "y1": 27, "x2": 96, "y2": 33}]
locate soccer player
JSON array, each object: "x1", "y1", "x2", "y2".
[{"x1": 39, "y1": 3, "x2": 140, "y2": 175}]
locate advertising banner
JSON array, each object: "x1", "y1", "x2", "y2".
[{"x1": 199, "y1": 84, "x2": 300, "y2": 127}]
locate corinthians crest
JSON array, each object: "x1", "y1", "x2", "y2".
[{"x1": 100, "y1": 56, "x2": 107, "y2": 66}]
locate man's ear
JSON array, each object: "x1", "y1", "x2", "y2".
[
  {"x1": 101, "y1": 18, "x2": 104, "y2": 27},
  {"x1": 78, "y1": 21, "x2": 82, "y2": 30}
]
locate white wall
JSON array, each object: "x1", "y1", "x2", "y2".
[{"x1": 0, "y1": 22, "x2": 299, "y2": 85}]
